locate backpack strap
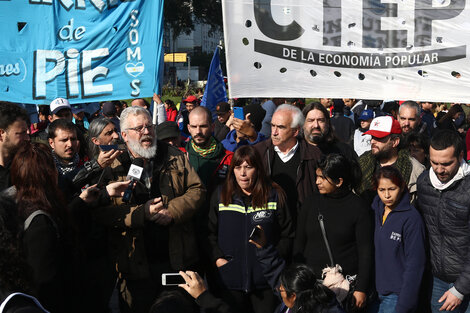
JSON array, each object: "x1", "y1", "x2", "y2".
[{"x1": 24, "y1": 210, "x2": 59, "y2": 239}]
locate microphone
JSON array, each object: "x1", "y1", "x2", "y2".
[{"x1": 122, "y1": 158, "x2": 144, "y2": 203}]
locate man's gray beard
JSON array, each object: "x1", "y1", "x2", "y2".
[{"x1": 127, "y1": 137, "x2": 157, "y2": 159}]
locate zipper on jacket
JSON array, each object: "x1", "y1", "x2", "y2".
[
  {"x1": 244, "y1": 201, "x2": 249, "y2": 293},
  {"x1": 437, "y1": 190, "x2": 444, "y2": 275}
]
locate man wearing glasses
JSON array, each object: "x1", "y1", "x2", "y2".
[{"x1": 98, "y1": 106, "x2": 206, "y2": 313}]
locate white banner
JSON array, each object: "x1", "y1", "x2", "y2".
[{"x1": 223, "y1": 0, "x2": 470, "y2": 102}]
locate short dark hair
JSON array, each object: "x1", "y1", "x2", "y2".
[
  {"x1": 0, "y1": 102, "x2": 29, "y2": 130},
  {"x1": 140, "y1": 98, "x2": 150, "y2": 108},
  {"x1": 405, "y1": 132, "x2": 429, "y2": 152},
  {"x1": 38, "y1": 105, "x2": 50, "y2": 117},
  {"x1": 48, "y1": 119, "x2": 77, "y2": 139},
  {"x1": 164, "y1": 99, "x2": 175, "y2": 109},
  {"x1": 382, "y1": 101, "x2": 399, "y2": 116},
  {"x1": 373, "y1": 165, "x2": 407, "y2": 191},
  {"x1": 431, "y1": 129, "x2": 464, "y2": 158},
  {"x1": 317, "y1": 153, "x2": 362, "y2": 191}
]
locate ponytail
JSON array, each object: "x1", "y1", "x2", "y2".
[
  {"x1": 280, "y1": 264, "x2": 337, "y2": 313},
  {"x1": 291, "y1": 284, "x2": 336, "y2": 313}
]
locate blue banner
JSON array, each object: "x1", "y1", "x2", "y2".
[
  {"x1": 0, "y1": 0, "x2": 163, "y2": 104},
  {"x1": 200, "y1": 47, "x2": 227, "y2": 113}
]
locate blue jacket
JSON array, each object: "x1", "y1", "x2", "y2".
[
  {"x1": 221, "y1": 129, "x2": 266, "y2": 152},
  {"x1": 372, "y1": 191, "x2": 426, "y2": 313}
]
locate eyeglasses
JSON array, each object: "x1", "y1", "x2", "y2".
[{"x1": 126, "y1": 124, "x2": 154, "y2": 134}]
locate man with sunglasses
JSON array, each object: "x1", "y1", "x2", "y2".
[{"x1": 98, "y1": 106, "x2": 206, "y2": 313}]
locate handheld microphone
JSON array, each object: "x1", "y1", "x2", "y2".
[{"x1": 122, "y1": 158, "x2": 144, "y2": 203}]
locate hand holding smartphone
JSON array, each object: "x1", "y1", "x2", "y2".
[
  {"x1": 233, "y1": 106, "x2": 244, "y2": 120},
  {"x1": 249, "y1": 225, "x2": 266, "y2": 249},
  {"x1": 99, "y1": 144, "x2": 126, "y2": 151},
  {"x1": 161, "y1": 273, "x2": 185, "y2": 286}
]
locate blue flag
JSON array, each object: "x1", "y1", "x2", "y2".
[
  {"x1": 200, "y1": 47, "x2": 227, "y2": 113},
  {"x1": 0, "y1": 0, "x2": 164, "y2": 104}
]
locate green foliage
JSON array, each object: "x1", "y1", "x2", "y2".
[{"x1": 164, "y1": 0, "x2": 222, "y2": 39}]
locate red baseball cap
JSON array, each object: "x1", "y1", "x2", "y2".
[
  {"x1": 183, "y1": 95, "x2": 197, "y2": 104},
  {"x1": 363, "y1": 116, "x2": 402, "y2": 138}
]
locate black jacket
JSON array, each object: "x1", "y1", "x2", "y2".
[
  {"x1": 21, "y1": 213, "x2": 67, "y2": 313},
  {"x1": 0, "y1": 164, "x2": 9, "y2": 193},
  {"x1": 253, "y1": 138, "x2": 322, "y2": 209},
  {"x1": 417, "y1": 170, "x2": 470, "y2": 295},
  {"x1": 208, "y1": 188, "x2": 293, "y2": 292},
  {"x1": 293, "y1": 190, "x2": 373, "y2": 293},
  {"x1": 214, "y1": 119, "x2": 230, "y2": 142}
]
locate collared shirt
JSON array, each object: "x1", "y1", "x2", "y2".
[{"x1": 274, "y1": 141, "x2": 299, "y2": 163}]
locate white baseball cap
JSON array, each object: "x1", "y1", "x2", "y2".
[
  {"x1": 363, "y1": 115, "x2": 402, "y2": 138},
  {"x1": 50, "y1": 98, "x2": 71, "y2": 115}
]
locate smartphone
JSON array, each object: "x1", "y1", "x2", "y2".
[
  {"x1": 100, "y1": 144, "x2": 118, "y2": 151},
  {"x1": 161, "y1": 273, "x2": 185, "y2": 286},
  {"x1": 233, "y1": 106, "x2": 244, "y2": 120},
  {"x1": 99, "y1": 144, "x2": 126, "y2": 151},
  {"x1": 249, "y1": 226, "x2": 262, "y2": 242}
]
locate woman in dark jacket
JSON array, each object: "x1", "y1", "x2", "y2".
[
  {"x1": 372, "y1": 166, "x2": 425, "y2": 313},
  {"x1": 0, "y1": 195, "x2": 48, "y2": 313},
  {"x1": 207, "y1": 145, "x2": 294, "y2": 313},
  {"x1": 10, "y1": 143, "x2": 70, "y2": 313},
  {"x1": 293, "y1": 153, "x2": 373, "y2": 311}
]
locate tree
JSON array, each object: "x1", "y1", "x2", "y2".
[{"x1": 164, "y1": 0, "x2": 223, "y2": 39}]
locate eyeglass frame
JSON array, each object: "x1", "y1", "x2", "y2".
[{"x1": 126, "y1": 124, "x2": 154, "y2": 134}]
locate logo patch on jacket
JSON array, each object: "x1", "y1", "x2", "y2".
[
  {"x1": 217, "y1": 164, "x2": 228, "y2": 179},
  {"x1": 253, "y1": 210, "x2": 272, "y2": 222},
  {"x1": 390, "y1": 232, "x2": 401, "y2": 242}
]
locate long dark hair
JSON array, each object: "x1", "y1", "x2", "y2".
[
  {"x1": 302, "y1": 102, "x2": 336, "y2": 144},
  {"x1": 280, "y1": 264, "x2": 336, "y2": 313},
  {"x1": 10, "y1": 142, "x2": 66, "y2": 221},
  {"x1": 317, "y1": 153, "x2": 362, "y2": 191},
  {"x1": 220, "y1": 145, "x2": 286, "y2": 209},
  {"x1": 87, "y1": 117, "x2": 115, "y2": 158}
]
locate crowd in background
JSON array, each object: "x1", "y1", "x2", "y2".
[{"x1": 1, "y1": 94, "x2": 470, "y2": 313}]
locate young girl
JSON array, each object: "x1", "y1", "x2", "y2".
[{"x1": 372, "y1": 166, "x2": 426, "y2": 313}]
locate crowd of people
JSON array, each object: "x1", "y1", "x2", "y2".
[{"x1": 0, "y1": 95, "x2": 470, "y2": 313}]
